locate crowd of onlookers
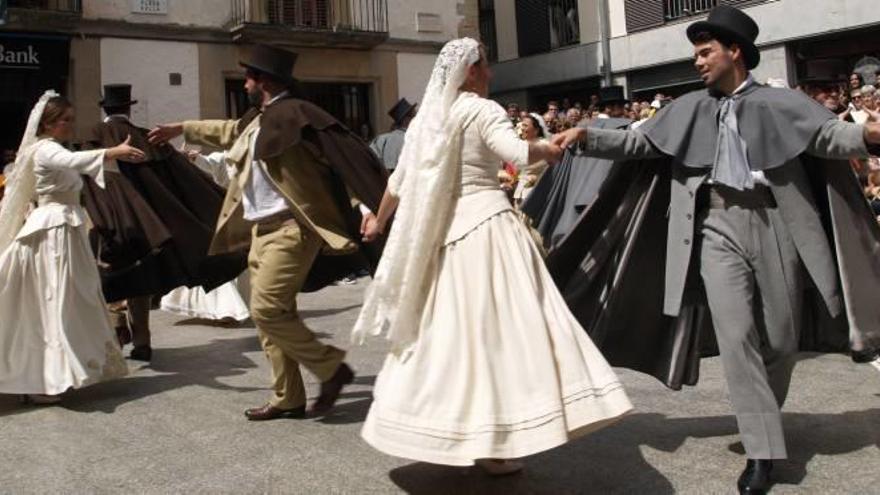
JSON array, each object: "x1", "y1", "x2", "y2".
[
  {"x1": 502, "y1": 65, "x2": 880, "y2": 220},
  {"x1": 504, "y1": 93, "x2": 674, "y2": 135},
  {"x1": 800, "y1": 70, "x2": 880, "y2": 218}
]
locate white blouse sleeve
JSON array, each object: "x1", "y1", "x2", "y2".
[
  {"x1": 35, "y1": 141, "x2": 108, "y2": 187},
  {"x1": 475, "y1": 100, "x2": 529, "y2": 167},
  {"x1": 193, "y1": 151, "x2": 233, "y2": 187}
]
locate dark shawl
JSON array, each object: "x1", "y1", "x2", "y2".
[
  {"x1": 82, "y1": 118, "x2": 247, "y2": 302},
  {"x1": 547, "y1": 88, "x2": 880, "y2": 390},
  {"x1": 521, "y1": 117, "x2": 632, "y2": 249},
  {"x1": 236, "y1": 98, "x2": 388, "y2": 291}
]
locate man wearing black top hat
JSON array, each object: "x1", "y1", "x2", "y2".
[
  {"x1": 596, "y1": 86, "x2": 629, "y2": 119},
  {"x1": 370, "y1": 98, "x2": 416, "y2": 171},
  {"x1": 82, "y1": 84, "x2": 245, "y2": 362},
  {"x1": 149, "y1": 45, "x2": 387, "y2": 421},
  {"x1": 551, "y1": 6, "x2": 880, "y2": 493}
]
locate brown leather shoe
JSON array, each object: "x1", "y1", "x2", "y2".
[
  {"x1": 244, "y1": 403, "x2": 306, "y2": 421},
  {"x1": 308, "y1": 363, "x2": 354, "y2": 417}
]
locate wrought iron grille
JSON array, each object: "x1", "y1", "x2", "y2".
[
  {"x1": 664, "y1": 0, "x2": 718, "y2": 21},
  {"x1": 8, "y1": 0, "x2": 81, "y2": 12},
  {"x1": 232, "y1": 0, "x2": 388, "y2": 33},
  {"x1": 549, "y1": 0, "x2": 579, "y2": 50}
]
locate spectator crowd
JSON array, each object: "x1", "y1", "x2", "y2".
[{"x1": 500, "y1": 62, "x2": 880, "y2": 222}]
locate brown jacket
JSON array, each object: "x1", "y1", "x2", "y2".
[{"x1": 184, "y1": 116, "x2": 359, "y2": 256}]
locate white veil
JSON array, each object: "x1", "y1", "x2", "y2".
[
  {"x1": 0, "y1": 89, "x2": 58, "y2": 252},
  {"x1": 352, "y1": 38, "x2": 482, "y2": 353}
]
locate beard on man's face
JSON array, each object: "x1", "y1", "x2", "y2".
[{"x1": 247, "y1": 88, "x2": 263, "y2": 107}]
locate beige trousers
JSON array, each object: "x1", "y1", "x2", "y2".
[{"x1": 249, "y1": 221, "x2": 345, "y2": 409}]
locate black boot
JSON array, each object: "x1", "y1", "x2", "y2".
[
  {"x1": 851, "y1": 348, "x2": 879, "y2": 363},
  {"x1": 737, "y1": 459, "x2": 773, "y2": 494}
]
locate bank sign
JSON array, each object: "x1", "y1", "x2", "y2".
[{"x1": 0, "y1": 34, "x2": 70, "y2": 74}]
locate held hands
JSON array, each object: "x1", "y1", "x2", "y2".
[
  {"x1": 551, "y1": 127, "x2": 588, "y2": 150},
  {"x1": 361, "y1": 212, "x2": 383, "y2": 243},
  {"x1": 107, "y1": 135, "x2": 146, "y2": 163},
  {"x1": 147, "y1": 123, "x2": 184, "y2": 145},
  {"x1": 544, "y1": 142, "x2": 564, "y2": 165}
]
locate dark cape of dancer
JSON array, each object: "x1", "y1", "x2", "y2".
[
  {"x1": 81, "y1": 85, "x2": 247, "y2": 304},
  {"x1": 522, "y1": 115, "x2": 632, "y2": 248},
  {"x1": 546, "y1": 6, "x2": 880, "y2": 493}
]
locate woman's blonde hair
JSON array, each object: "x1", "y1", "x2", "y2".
[{"x1": 38, "y1": 96, "x2": 73, "y2": 135}]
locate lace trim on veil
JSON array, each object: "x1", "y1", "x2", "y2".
[
  {"x1": 0, "y1": 90, "x2": 58, "y2": 252},
  {"x1": 352, "y1": 38, "x2": 482, "y2": 354}
]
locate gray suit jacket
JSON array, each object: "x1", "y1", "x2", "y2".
[{"x1": 584, "y1": 120, "x2": 869, "y2": 317}]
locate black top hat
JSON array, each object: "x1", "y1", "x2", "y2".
[
  {"x1": 687, "y1": 5, "x2": 760, "y2": 70},
  {"x1": 100, "y1": 84, "x2": 138, "y2": 108},
  {"x1": 388, "y1": 98, "x2": 417, "y2": 125},
  {"x1": 799, "y1": 59, "x2": 849, "y2": 85},
  {"x1": 598, "y1": 86, "x2": 629, "y2": 106},
  {"x1": 240, "y1": 44, "x2": 298, "y2": 84}
]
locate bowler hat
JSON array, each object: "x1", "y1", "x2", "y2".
[
  {"x1": 100, "y1": 84, "x2": 138, "y2": 108},
  {"x1": 388, "y1": 98, "x2": 416, "y2": 125},
  {"x1": 799, "y1": 59, "x2": 849, "y2": 85},
  {"x1": 687, "y1": 5, "x2": 760, "y2": 70},
  {"x1": 598, "y1": 86, "x2": 629, "y2": 106},
  {"x1": 240, "y1": 44, "x2": 298, "y2": 84}
]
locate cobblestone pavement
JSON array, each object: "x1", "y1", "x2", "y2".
[{"x1": 0, "y1": 281, "x2": 877, "y2": 494}]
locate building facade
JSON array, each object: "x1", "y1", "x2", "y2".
[
  {"x1": 482, "y1": 0, "x2": 880, "y2": 110},
  {"x1": 0, "y1": 0, "x2": 479, "y2": 154}
]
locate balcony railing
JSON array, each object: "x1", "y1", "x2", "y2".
[
  {"x1": 8, "y1": 0, "x2": 81, "y2": 12},
  {"x1": 664, "y1": 0, "x2": 718, "y2": 21},
  {"x1": 231, "y1": 0, "x2": 388, "y2": 33}
]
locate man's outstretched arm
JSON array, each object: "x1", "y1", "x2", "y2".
[
  {"x1": 553, "y1": 127, "x2": 662, "y2": 161},
  {"x1": 807, "y1": 120, "x2": 880, "y2": 160}
]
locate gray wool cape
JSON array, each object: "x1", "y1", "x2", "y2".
[{"x1": 547, "y1": 85, "x2": 880, "y2": 390}]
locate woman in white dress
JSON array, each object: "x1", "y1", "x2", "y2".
[
  {"x1": 159, "y1": 151, "x2": 250, "y2": 324},
  {"x1": 0, "y1": 92, "x2": 144, "y2": 404},
  {"x1": 354, "y1": 39, "x2": 632, "y2": 474},
  {"x1": 513, "y1": 113, "x2": 551, "y2": 208}
]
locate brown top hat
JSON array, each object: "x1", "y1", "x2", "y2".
[
  {"x1": 687, "y1": 5, "x2": 761, "y2": 70},
  {"x1": 240, "y1": 44, "x2": 298, "y2": 84}
]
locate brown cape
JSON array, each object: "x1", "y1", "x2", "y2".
[
  {"x1": 82, "y1": 118, "x2": 247, "y2": 302},
  {"x1": 236, "y1": 98, "x2": 388, "y2": 291}
]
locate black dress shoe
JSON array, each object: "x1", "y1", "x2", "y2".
[
  {"x1": 244, "y1": 403, "x2": 306, "y2": 421},
  {"x1": 129, "y1": 346, "x2": 152, "y2": 362},
  {"x1": 737, "y1": 459, "x2": 773, "y2": 494},
  {"x1": 851, "y1": 348, "x2": 879, "y2": 363},
  {"x1": 308, "y1": 363, "x2": 354, "y2": 417}
]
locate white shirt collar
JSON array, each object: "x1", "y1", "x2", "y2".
[
  {"x1": 103, "y1": 114, "x2": 131, "y2": 124},
  {"x1": 732, "y1": 74, "x2": 756, "y2": 96},
  {"x1": 264, "y1": 90, "x2": 289, "y2": 108}
]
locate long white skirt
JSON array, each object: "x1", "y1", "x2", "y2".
[
  {"x1": 0, "y1": 223, "x2": 128, "y2": 395},
  {"x1": 160, "y1": 274, "x2": 250, "y2": 322},
  {"x1": 362, "y1": 211, "x2": 632, "y2": 466}
]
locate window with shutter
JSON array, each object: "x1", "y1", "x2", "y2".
[
  {"x1": 625, "y1": 0, "x2": 665, "y2": 33},
  {"x1": 516, "y1": 0, "x2": 551, "y2": 57}
]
